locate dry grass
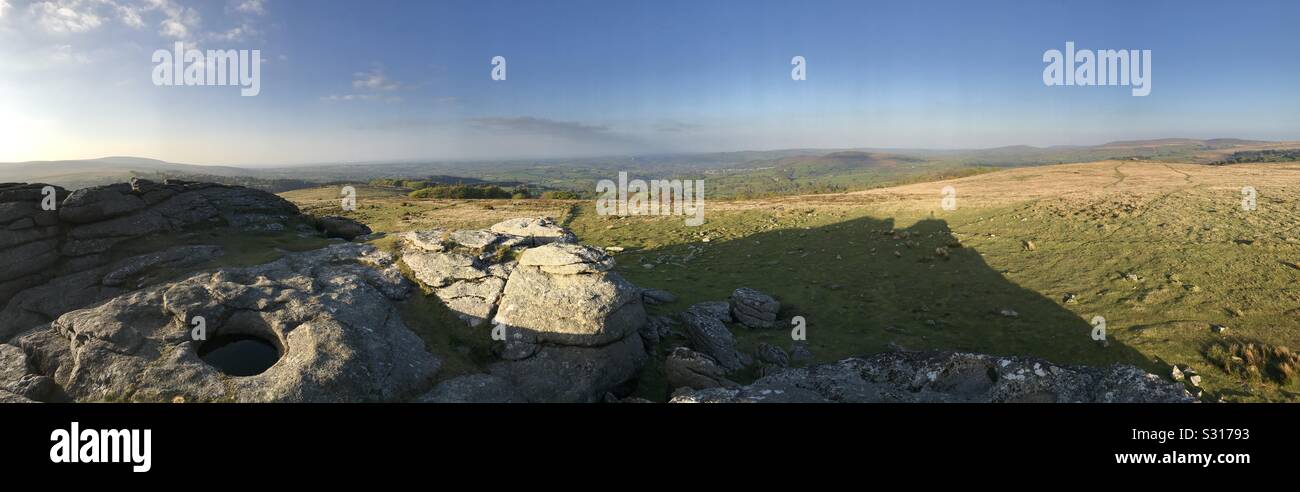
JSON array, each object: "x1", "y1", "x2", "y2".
[{"x1": 1205, "y1": 337, "x2": 1299, "y2": 385}]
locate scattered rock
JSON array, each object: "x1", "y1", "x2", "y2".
[
  {"x1": 670, "y1": 351, "x2": 1194, "y2": 403},
  {"x1": 1022, "y1": 240, "x2": 1036, "y2": 251},
  {"x1": 665, "y1": 347, "x2": 736, "y2": 391},
  {"x1": 730, "y1": 287, "x2": 780, "y2": 329},
  {"x1": 1062, "y1": 293, "x2": 1078, "y2": 304},
  {"x1": 687, "y1": 301, "x2": 732, "y2": 323},
  {"x1": 316, "y1": 215, "x2": 372, "y2": 240},
  {"x1": 1211, "y1": 324, "x2": 1229, "y2": 334}
]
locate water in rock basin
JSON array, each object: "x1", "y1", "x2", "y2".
[{"x1": 198, "y1": 334, "x2": 280, "y2": 377}]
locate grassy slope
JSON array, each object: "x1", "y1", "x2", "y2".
[{"x1": 285, "y1": 161, "x2": 1300, "y2": 402}]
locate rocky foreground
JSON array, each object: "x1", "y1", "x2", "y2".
[{"x1": 0, "y1": 180, "x2": 1194, "y2": 403}]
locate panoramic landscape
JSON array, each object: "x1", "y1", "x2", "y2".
[
  {"x1": 3, "y1": 139, "x2": 1297, "y2": 403},
  {"x1": 0, "y1": 0, "x2": 1297, "y2": 411}
]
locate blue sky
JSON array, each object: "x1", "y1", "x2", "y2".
[{"x1": 1, "y1": 0, "x2": 1298, "y2": 165}]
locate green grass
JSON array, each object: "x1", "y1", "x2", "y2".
[
  {"x1": 564, "y1": 190, "x2": 1300, "y2": 402},
  {"x1": 283, "y1": 165, "x2": 1300, "y2": 402}
]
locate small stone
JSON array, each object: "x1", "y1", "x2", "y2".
[
  {"x1": 1062, "y1": 293, "x2": 1078, "y2": 304},
  {"x1": 1170, "y1": 366, "x2": 1184, "y2": 381},
  {"x1": 1210, "y1": 324, "x2": 1228, "y2": 334},
  {"x1": 1188, "y1": 375, "x2": 1202, "y2": 387},
  {"x1": 999, "y1": 308, "x2": 1019, "y2": 318},
  {"x1": 1022, "y1": 240, "x2": 1036, "y2": 251}
]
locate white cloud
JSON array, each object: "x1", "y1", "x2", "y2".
[
  {"x1": 211, "y1": 22, "x2": 255, "y2": 42},
  {"x1": 321, "y1": 93, "x2": 402, "y2": 103},
  {"x1": 31, "y1": 1, "x2": 105, "y2": 33},
  {"x1": 0, "y1": 1, "x2": 10, "y2": 19},
  {"x1": 322, "y1": 67, "x2": 405, "y2": 103},
  {"x1": 142, "y1": 0, "x2": 201, "y2": 41},
  {"x1": 233, "y1": 0, "x2": 264, "y2": 16},
  {"x1": 116, "y1": 4, "x2": 144, "y2": 29},
  {"x1": 352, "y1": 68, "x2": 399, "y2": 91}
]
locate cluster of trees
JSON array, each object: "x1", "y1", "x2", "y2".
[
  {"x1": 539, "y1": 190, "x2": 583, "y2": 199},
  {"x1": 408, "y1": 184, "x2": 515, "y2": 199},
  {"x1": 367, "y1": 176, "x2": 589, "y2": 200},
  {"x1": 1213, "y1": 149, "x2": 1300, "y2": 165}
]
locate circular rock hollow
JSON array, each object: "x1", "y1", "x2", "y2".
[{"x1": 198, "y1": 333, "x2": 281, "y2": 376}]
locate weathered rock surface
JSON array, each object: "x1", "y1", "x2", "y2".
[
  {"x1": 398, "y1": 222, "x2": 648, "y2": 402},
  {"x1": 517, "y1": 242, "x2": 615, "y2": 275},
  {"x1": 665, "y1": 347, "x2": 736, "y2": 391},
  {"x1": 488, "y1": 217, "x2": 576, "y2": 245},
  {"x1": 680, "y1": 305, "x2": 746, "y2": 371},
  {"x1": 0, "y1": 179, "x2": 302, "y2": 342},
  {"x1": 0, "y1": 344, "x2": 56, "y2": 402},
  {"x1": 489, "y1": 334, "x2": 645, "y2": 403},
  {"x1": 399, "y1": 230, "x2": 516, "y2": 327},
  {"x1": 11, "y1": 243, "x2": 438, "y2": 402},
  {"x1": 730, "y1": 287, "x2": 780, "y2": 329},
  {"x1": 488, "y1": 243, "x2": 648, "y2": 401},
  {"x1": 670, "y1": 351, "x2": 1194, "y2": 403},
  {"x1": 494, "y1": 244, "x2": 643, "y2": 346},
  {"x1": 688, "y1": 301, "x2": 733, "y2": 323},
  {"x1": 417, "y1": 374, "x2": 523, "y2": 403}
]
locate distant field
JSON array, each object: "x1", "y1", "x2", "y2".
[{"x1": 285, "y1": 161, "x2": 1300, "y2": 401}]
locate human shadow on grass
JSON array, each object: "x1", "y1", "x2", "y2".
[{"x1": 619, "y1": 214, "x2": 1164, "y2": 398}]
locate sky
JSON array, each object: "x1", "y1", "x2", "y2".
[{"x1": 1, "y1": 0, "x2": 1299, "y2": 165}]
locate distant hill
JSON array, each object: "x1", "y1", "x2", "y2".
[
  {"x1": 1098, "y1": 138, "x2": 1267, "y2": 149},
  {"x1": 6, "y1": 138, "x2": 1297, "y2": 192},
  {"x1": 0, "y1": 157, "x2": 253, "y2": 189}
]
